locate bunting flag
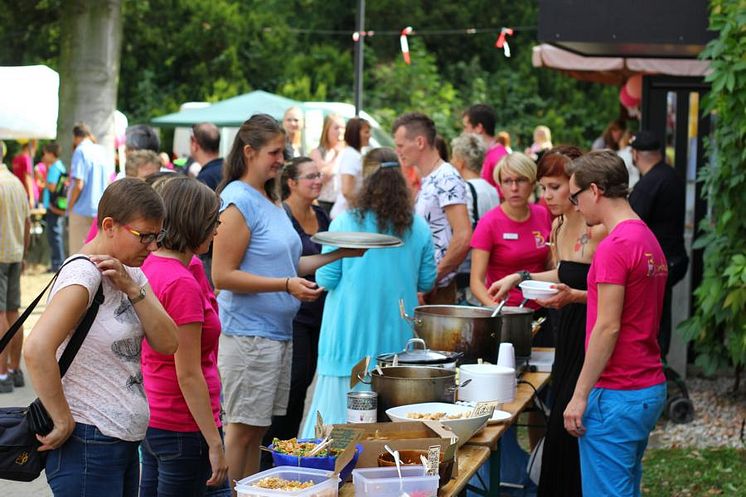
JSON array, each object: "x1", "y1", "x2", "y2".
[
  {"x1": 400, "y1": 26, "x2": 414, "y2": 64},
  {"x1": 496, "y1": 27, "x2": 514, "y2": 57}
]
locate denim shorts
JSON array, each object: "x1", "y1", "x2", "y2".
[
  {"x1": 578, "y1": 383, "x2": 666, "y2": 497},
  {"x1": 45, "y1": 422, "x2": 140, "y2": 497}
]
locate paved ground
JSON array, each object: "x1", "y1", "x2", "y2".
[{"x1": 0, "y1": 267, "x2": 53, "y2": 496}]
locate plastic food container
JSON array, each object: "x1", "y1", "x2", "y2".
[
  {"x1": 268, "y1": 439, "x2": 363, "y2": 483},
  {"x1": 352, "y1": 465, "x2": 439, "y2": 497},
  {"x1": 235, "y1": 466, "x2": 340, "y2": 497}
]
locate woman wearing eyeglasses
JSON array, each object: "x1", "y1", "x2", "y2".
[
  {"x1": 24, "y1": 178, "x2": 178, "y2": 497},
  {"x1": 487, "y1": 147, "x2": 607, "y2": 497},
  {"x1": 262, "y1": 157, "x2": 330, "y2": 444},
  {"x1": 470, "y1": 152, "x2": 553, "y2": 310},
  {"x1": 138, "y1": 176, "x2": 229, "y2": 496}
]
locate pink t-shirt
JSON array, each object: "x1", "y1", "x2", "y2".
[
  {"x1": 471, "y1": 204, "x2": 552, "y2": 307},
  {"x1": 141, "y1": 254, "x2": 222, "y2": 432},
  {"x1": 586, "y1": 219, "x2": 667, "y2": 390},
  {"x1": 480, "y1": 143, "x2": 508, "y2": 190},
  {"x1": 85, "y1": 216, "x2": 99, "y2": 243}
]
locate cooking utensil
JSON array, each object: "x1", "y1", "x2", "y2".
[
  {"x1": 491, "y1": 299, "x2": 507, "y2": 318},
  {"x1": 360, "y1": 366, "x2": 461, "y2": 419},
  {"x1": 377, "y1": 338, "x2": 463, "y2": 369},
  {"x1": 307, "y1": 436, "x2": 333, "y2": 457},
  {"x1": 400, "y1": 305, "x2": 501, "y2": 363}
]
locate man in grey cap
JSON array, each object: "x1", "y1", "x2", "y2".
[{"x1": 628, "y1": 130, "x2": 688, "y2": 359}]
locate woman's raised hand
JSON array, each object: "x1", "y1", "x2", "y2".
[
  {"x1": 487, "y1": 273, "x2": 521, "y2": 303},
  {"x1": 287, "y1": 277, "x2": 324, "y2": 302},
  {"x1": 90, "y1": 255, "x2": 139, "y2": 296}
]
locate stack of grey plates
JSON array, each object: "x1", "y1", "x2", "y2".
[{"x1": 310, "y1": 231, "x2": 404, "y2": 249}]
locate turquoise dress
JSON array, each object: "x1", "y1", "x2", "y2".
[{"x1": 301, "y1": 210, "x2": 436, "y2": 436}]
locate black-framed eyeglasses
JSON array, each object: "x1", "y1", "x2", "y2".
[
  {"x1": 569, "y1": 187, "x2": 588, "y2": 206},
  {"x1": 123, "y1": 224, "x2": 168, "y2": 245}
]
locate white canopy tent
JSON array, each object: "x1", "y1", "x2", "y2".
[{"x1": 0, "y1": 65, "x2": 60, "y2": 139}]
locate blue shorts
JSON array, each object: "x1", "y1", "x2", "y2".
[{"x1": 579, "y1": 383, "x2": 666, "y2": 497}]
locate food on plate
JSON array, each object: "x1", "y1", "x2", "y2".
[
  {"x1": 271, "y1": 438, "x2": 339, "y2": 457},
  {"x1": 405, "y1": 411, "x2": 470, "y2": 420},
  {"x1": 252, "y1": 476, "x2": 314, "y2": 490}
]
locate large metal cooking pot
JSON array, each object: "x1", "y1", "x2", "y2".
[
  {"x1": 361, "y1": 366, "x2": 460, "y2": 420},
  {"x1": 376, "y1": 338, "x2": 463, "y2": 370},
  {"x1": 400, "y1": 304, "x2": 501, "y2": 364},
  {"x1": 499, "y1": 306, "x2": 534, "y2": 359}
]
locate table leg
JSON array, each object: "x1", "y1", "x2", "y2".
[{"x1": 489, "y1": 444, "x2": 501, "y2": 496}]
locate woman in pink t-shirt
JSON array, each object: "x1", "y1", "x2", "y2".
[
  {"x1": 139, "y1": 176, "x2": 228, "y2": 495},
  {"x1": 470, "y1": 152, "x2": 552, "y2": 309}
]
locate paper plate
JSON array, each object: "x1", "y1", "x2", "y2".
[{"x1": 311, "y1": 231, "x2": 404, "y2": 249}]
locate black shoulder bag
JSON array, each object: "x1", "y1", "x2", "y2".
[{"x1": 0, "y1": 256, "x2": 104, "y2": 482}]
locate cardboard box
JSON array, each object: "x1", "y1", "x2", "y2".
[{"x1": 322, "y1": 420, "x2": 459, "y2": 477}]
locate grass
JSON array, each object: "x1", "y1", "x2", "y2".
[{"x1": 642, "y1": 448, "x2": 746, "y2": 496}]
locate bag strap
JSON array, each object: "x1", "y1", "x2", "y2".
[
  {"x1": 0, "y1": 256, "x2": 104, "y2": 378},
  {"x1": 467, "y1": 181, "x2": 480, "y2": 228}
]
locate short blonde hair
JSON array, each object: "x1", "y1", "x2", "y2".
[{"x1": 495, "y1": 152, "x2": 537, "y2": 184}]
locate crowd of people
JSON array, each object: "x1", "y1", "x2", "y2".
[{"x1": 0, "y1": 100, "x2": 688, "y2": 497}]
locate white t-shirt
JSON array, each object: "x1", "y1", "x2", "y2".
[
  {"x1": 415, "y1": 162, "x2": 467, "y2": 287},
  {"x1": 459, "y1": 178, "x2": 500, "y2": 276},
  {"x1": 316, "y1": 147, "x2": 342, "y2": 203},
  {"x1": 330, "y1": 146, "x2": 362, "y2": 219},
  {"x1": 465, "y1": 178, "x2": 500, "y2": 227},
  {"x1": 50, "y1": 256, "x2": 149, "y2": 441}
]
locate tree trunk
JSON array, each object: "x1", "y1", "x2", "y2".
[{"x1": 57, "y1": 0, "x2": 123, "y2": 167}]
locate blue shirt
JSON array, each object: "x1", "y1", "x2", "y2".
[
  {"x1": 196, "y1": 158, "x2": 224, "y2": 192},
  {"x1": 217, "y1": 181, "x2": 302, "y2": 340},
  {"x1": 315, "y1": 210, "x2": 436, "y2": 376},
  {"x1": 70, "y1": 139, "x2": 113, "y2": 217},
  {"x1": 43, "y1": 159, "x2": 65, "y2": 209}
]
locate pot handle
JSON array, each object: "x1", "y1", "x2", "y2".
[
  {"x1": 404, "y1": 338, "x2": 427, "y2": 352},
  {"x1": 446, "y1": 378, "x2": 472, "y2": 394},
  {"x1": 356, "y1": 372, "x2": 372, "y2": 385},
  {"x1": 399, "y1": 299, "x2": 423, "y2": 334}
]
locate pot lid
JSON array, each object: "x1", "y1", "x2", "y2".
[{"x1": 377, "y1": 338, "x2": 462, "y2": 365}]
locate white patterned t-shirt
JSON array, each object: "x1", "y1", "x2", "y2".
[
  {"x1": 415, "y1": 162, "x2": 467, "y2": 287},
  {"x1": 49, "y1": 256, "x2": 149, "y2": 441}
]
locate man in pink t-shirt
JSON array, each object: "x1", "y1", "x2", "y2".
[
  {"x1": 462, "y1": 104, "x2": 507, "y2": 191},
  {"x1": 564, "y1": 150, "x2": 667, "y2": 497}
]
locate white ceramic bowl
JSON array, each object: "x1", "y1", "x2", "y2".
[
  {"x1": 519, "y1": 280, "x2": 559, "y2": 300},
  {"x1": 386, "y1": 402, "x2": 490, "y2": 447}
]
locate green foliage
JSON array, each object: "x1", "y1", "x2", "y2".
[
  {"x1": 0, "y1": 0, "x2": 620, "y2": 148},
  {"x1": 642, "y1": 448, "x2": 746, "y2": 496},
  {"x1": 679, "y1": 0, "x2": 746, "y2": 374}
]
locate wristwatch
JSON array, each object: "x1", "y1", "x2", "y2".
[
  {"x1": 517, "y1": 270, "x2": 532, "y2": 282},
  {"x1": 128, "y1": 286, "x2": 146, "y2": 305}
]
